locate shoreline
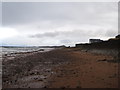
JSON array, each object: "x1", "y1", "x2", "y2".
[
  {"x1": 2, "y1": 48, "x2": 118, "y2": 88},
  {"x1": 2, "y1": 48, "x2": 55, "y2": 62}
]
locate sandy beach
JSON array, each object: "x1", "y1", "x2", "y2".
[{"x1": 2, "y1": 48, "x2": 119, "y2": 88}]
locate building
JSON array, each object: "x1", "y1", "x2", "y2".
[{"x1": 89, "y1": 39, "x2": 103, "y2": 43}]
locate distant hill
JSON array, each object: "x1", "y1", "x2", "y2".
[
  {"x1": 75, "y1": 35, "x2": 120, "y2": 59},
  {"x1": 76, "y1": 35, "x2": 120, "y2": 49}
]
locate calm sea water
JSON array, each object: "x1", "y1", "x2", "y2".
[{"x1": 1, "y1": 47, "x2": 54, "y2": 55}]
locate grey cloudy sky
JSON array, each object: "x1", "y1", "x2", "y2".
[{"x1": 0, "y1": 2, "x2": 118, "y2": 46}]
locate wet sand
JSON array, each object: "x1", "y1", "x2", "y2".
[{"x1": 2, "y1": 48, "x2": 118, "y2": 88}]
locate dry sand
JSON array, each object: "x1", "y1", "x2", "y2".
[{"x1": 2, "y1": 48, "x2": 119, "y2": 88}]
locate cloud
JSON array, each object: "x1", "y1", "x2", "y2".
[
  {"x1": 105, "y1": 29, "x2": 118, "y2": 37},
  {"x1": 1, "y1": 2, "x2": 118, "y2": 46},
  {"x1": 2, "y1": 2, "x2": 117, "y2": 26},
  {"x1": 0, "y1": 2, "x2": 1, "y2": 26},
  {"x1": 30, "y1": 31, "x2": 59, "y2": 38},
  {"x1": 60, "y1": 39, "x2": 71, "y2": 44}
]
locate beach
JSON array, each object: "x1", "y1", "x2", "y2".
[{"x1": 2, "y1": 48, "x2": 119, "y2": 88}]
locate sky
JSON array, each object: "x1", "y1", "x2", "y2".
[{"x1": 0, "y1": 2, "x2": 118, "y2": 46}]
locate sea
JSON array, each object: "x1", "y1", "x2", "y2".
[{"x1": 1, "y1": 46, "x2": 54, "y2": 55}]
